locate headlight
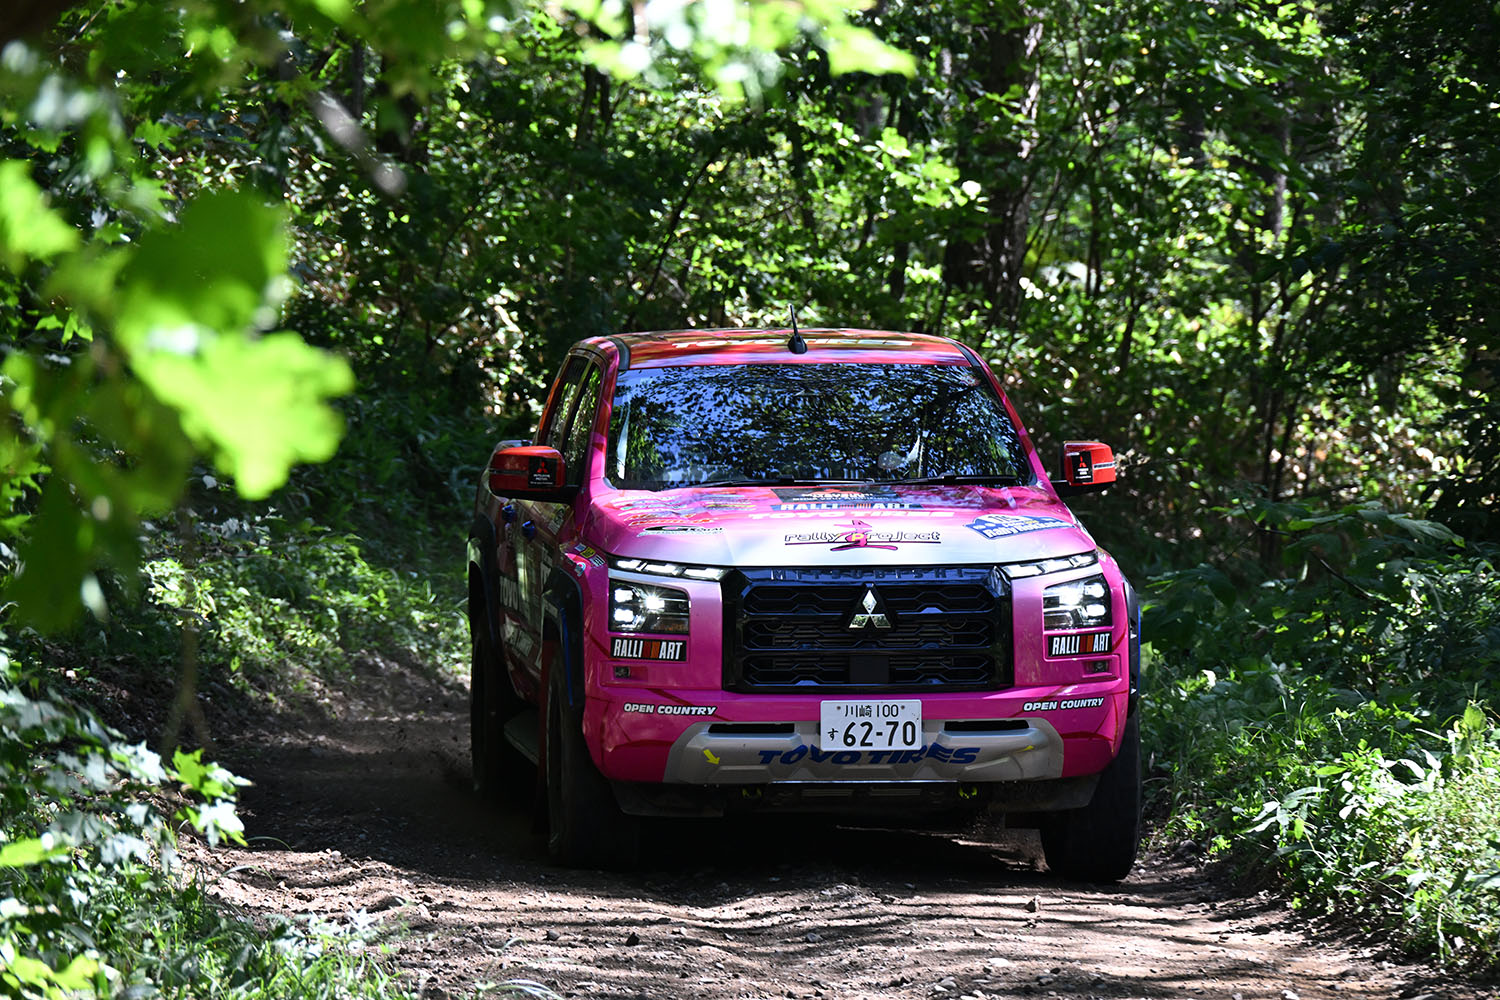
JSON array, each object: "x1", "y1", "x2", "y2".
[
  {"x1": 612, "y1": 557, "x2": 727, "y2": 581},
  {"x1": 1043, "y1": 573, "x2": 1112, "y2": 631},
  {"x1": 1004, "y1": 550, "x2": 1098, "y2": 578},
  {"x1": 609, "y1": 578, "x2": 691, "y2": 633}
]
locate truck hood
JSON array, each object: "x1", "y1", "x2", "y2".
[{"x1": 584, "y1": 483, "x2": 1096, "y2": 567}]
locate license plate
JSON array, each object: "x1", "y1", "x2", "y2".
[{"x1": 819, "y1": 700, "x2": 922, "y2": 751}]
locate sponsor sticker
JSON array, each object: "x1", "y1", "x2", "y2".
[
  {"x1": 610, "y1": 637, "x2": 687, "y2": 661},
  {"x1": 1072, "y1": 451, "x2": 1094, "y2": 483},
  {"x1": 637, "y1": 525, "x2": 723, "y2": 535},
  {"x1": 753, "y1": 744, "x2": 981, "y2": 766},
  {"x1": 751, "y1": 510, "x2": 953, "y2": 520},
  {"x1": 527, "y1": 456, "x2": 556, "y2": 487},
  {"x1": 605, "y1": 497, "x2": 676, "y2": 510},
  {"x1": 1048, "y1": 632, "x2": 1112, "y2": 657},
  {"x1": 1022, "y1": 696, "x2": 1107, "y2": 712},
  {"x1": 621, "y1": 512, "x2": 707, "y2": 527},
  {"x1": 965, "y1": 513, "x2": 1070, "y2": 539},
  {"x1": 785, "y1": 518, "x2": 940, "y2": 551},
  {"x1": 569, "y1": 542, "x2": 607, "y2": 568},
  {"x1": 773, "y1": 502, "x2": 924, "y2": 511},
  {"x1": 771, "y1": 486, "x2": 922, "y2": 511},
  {"x1": 622, "y1": 702, "x2": 716, "y2": 716}
]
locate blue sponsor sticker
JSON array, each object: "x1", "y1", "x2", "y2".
[{"x1": 965, "y1": 513, "x2": 1070, "y2": 539}]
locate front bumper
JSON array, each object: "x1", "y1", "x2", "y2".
[
  {"x1": 585, "y1": 682, "x2": 1128, "y2": 785},
  {"x1": 663, "y1": 718, "x2": 1064, "y2": 783}
]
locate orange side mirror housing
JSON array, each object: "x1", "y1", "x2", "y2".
[
  {"x1": 1055, "y1": 441, "x2": 1116, "y2": 496},
  {"x1": 487, "y1": 444, "x2": 572, "y2": 500}
]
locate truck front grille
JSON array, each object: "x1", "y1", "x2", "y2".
[{"x1": 723, "y1": 566, "x2": 1012, "y2": 693}]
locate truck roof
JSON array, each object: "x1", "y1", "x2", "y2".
[{"x1": 597, "y1": 328, "x2": 976, "y2": 369}]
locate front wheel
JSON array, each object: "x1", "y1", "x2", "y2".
[
  {"x1": 544, "y1": 656, "x2": 640, "y2": 868},
  {"x1": 1040, "y1": 711, "x2": 1141, "y2": 882},
  {"x1": 470, "y1": 623, "x2": 527, "y2": 801}
]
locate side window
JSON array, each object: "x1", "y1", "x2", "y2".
[
  {"x1": 538, "y1": 356, "x2": 587, "y2": 448},
  {"x1": 562, "y1": 364, "x2": 604, "y2": 487}
]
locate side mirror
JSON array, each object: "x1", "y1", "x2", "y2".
[
  {"x1": 1054, "y1": 441, "x2": 1116, "y2": 497},
  {"x1": 487, "y1": 444, "x2": 575, "y2": 501}
]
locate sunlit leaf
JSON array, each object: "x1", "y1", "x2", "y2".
[{"x1": 0, "y1": 160, "x2": 80, "y2": 271}]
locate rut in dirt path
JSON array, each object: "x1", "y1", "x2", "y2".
[{"x1": 194, "y1": 662, "x2": 1497, "y2": 1000}]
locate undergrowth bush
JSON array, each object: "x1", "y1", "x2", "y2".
[
  {"x1": 34, "y1": 493, "x2": 472, "y2": 729},
  {"x1": 146, "y1": 513, "x2": 467, "y2": 694},
  {"x1": 1145, "y1": 499, "x2": 1500, "y2": 969},
  {"x1": 2, "y1": 647, "x2": 414, "y2": 998}
]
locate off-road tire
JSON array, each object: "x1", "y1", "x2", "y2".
[
  {"x1": 545, "y1": 654, "x2": 641, "y2": 868},
  {"x1": 469, "y1": 622, "x2": 527, "y2": 801},
  {"x1": 1040, "y1": 711, "x2": 1141, "y2": 882}
]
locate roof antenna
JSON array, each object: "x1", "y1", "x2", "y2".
[{"x1": 787, "y1": 305, "x2": 807, "y2": 354}]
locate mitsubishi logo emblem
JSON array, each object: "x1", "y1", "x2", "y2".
[{"x1": 848, "y1": 587, "x2": 891, "y2": 629}]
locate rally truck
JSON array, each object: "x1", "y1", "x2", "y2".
[{"x1": 466, "y1": 328, "x2": 1141, "y2": 879}]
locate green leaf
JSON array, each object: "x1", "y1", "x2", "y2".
[
  {"x1": 819, "y1": 15, "x2": 916, "y2": 77},
  {"x1": 0, "y1": 160, "x2": 81, "y2": 271},
  {"x1": 48, "y1": 955, "x2": 99, "y2": 991},
  {"x1": 107, "y1": 191, "x2": 353, "y2": 497},
  {"x1": 0, "y1": 836, "x2": 68, "y2": 867},
  {"x1": 4, "y1": 478, "x2": 113, "y2": 631},
  {"x1": 172, "y1": 747, "x2": 210, "y2": 792},
  {"x1": 115, "y1": 191, "x2": 286, "y2": 344},
  {"x1": 135, "y1": 331, "x2": 354, "y2": 498}
]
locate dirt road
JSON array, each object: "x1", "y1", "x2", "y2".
[{"x1": 195, "y1": 659, "x2": 1496, "y2": 1000}]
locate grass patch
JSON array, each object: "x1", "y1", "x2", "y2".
[{"x1": 1145, "y1": 499, "x2": 1500, "y2": 970}]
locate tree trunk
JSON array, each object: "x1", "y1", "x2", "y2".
[{"x1": 941, "y1": 4, "x2": 1043, "y2": 328}]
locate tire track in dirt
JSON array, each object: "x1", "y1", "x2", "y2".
[{"x1": 189, "y1": 661, "x2": 1498, "y2": 1000}]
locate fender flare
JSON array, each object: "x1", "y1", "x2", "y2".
[
  {"x1": 1122, "y1": 575, "x2": 1142, "y2": 716},
  {"x1": 542, "y1": 568, "x2": 587, "y2": 710}
]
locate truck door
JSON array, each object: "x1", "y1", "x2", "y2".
[
  {"x1": 516, "y1": 356, "x2": 603, "y2": 688},
  {"x1": 496, "y1": 355, "x2": 586, "y2": 689}
]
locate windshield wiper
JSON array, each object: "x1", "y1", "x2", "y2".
[{"x1": 879, "y1": 474, "x2": 1025, "y2": 486}]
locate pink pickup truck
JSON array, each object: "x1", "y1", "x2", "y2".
[{"x1": 467, "y1": 328, "x2": 1141, "y2": 879}]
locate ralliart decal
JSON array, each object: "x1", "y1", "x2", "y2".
[
  {"x1": 1048, "y1": 632, "x2": 1112, "y2": 656},
  {"x1": 610, "y1": 637, "x2": 687, "y2": 661}
]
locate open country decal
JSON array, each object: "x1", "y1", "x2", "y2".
[
  {"x1": 1023, "y1": 696, "x2": 1106, "y2": 711},
  {"x1": 784, "y1": 518, "x2": 940, "y2": 551},
  {"x1": 622, "y1": 702, "x2": 715, "y2": 716}
]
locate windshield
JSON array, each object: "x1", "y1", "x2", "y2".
[{"x1": 606, "y1": 362, "x2": 1031, "y2": 490}]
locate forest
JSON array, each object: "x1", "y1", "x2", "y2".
[{"x1": 2, "y1": 0, "x2": 1498, "y2": 995}]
